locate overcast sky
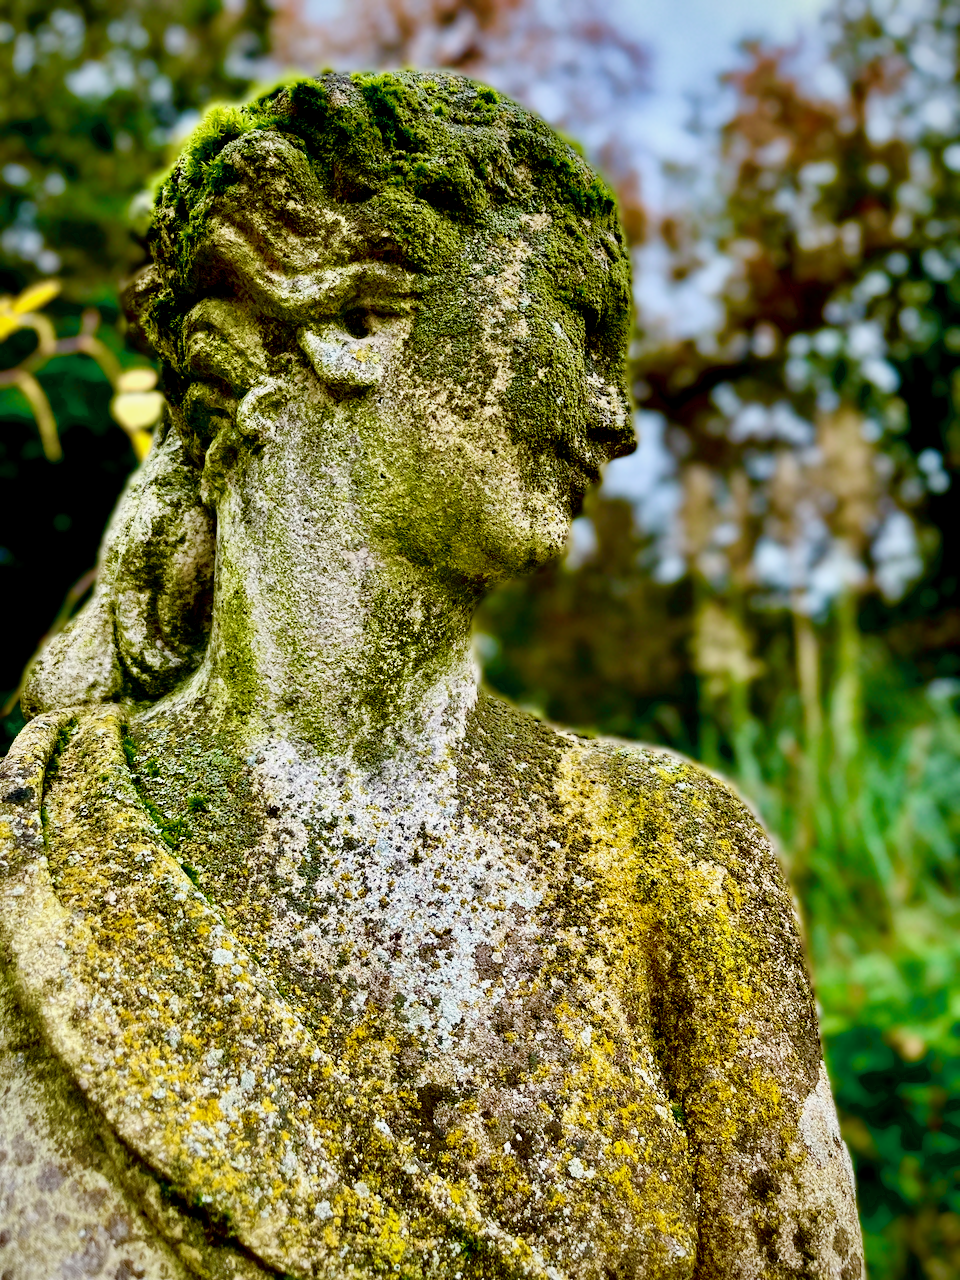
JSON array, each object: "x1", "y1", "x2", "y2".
[
  {"x1": 625, "y1": 0, "x2": 830, "y2": 95},
  {"x1": 618, "y1": 0, "x2": 833, "y2": 170}
]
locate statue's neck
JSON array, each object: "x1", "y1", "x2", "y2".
[{"x1": 170, "y1": 453, "x2": 482, "y2": 768}]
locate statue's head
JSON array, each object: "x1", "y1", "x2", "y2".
[{"x1": 24, "y1": 72, "x2": 635, "y2": 714}]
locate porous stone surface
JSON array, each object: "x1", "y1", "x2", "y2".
[
  {"x1": 1, "y1": 71, "x2": 863, "y2": 1278},
  {"x1": 0, "y1": 975, "x2": 189, "y2": 1279}
]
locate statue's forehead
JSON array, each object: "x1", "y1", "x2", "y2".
[{"x1": 200, "y1": 132, "x2": 361, "y2": 265}]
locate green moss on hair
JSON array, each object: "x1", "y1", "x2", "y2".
[{"x1": 140, "y1": 70, "x2": 627, "y2": 368}]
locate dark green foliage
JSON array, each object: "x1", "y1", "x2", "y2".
[
  {"x1": 827, "y1": 1014, "x2": 960, "y2": 1275},
  {"x1": 0, "y1": 0, "x2": 273, "y2": 300},
  {"x1": 1, "y1": 336, "x2": 136, "y2": 744}
]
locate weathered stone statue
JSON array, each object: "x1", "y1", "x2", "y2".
[{"x1": 0, "y1": 73, "x2": 863, "y2": 1279}]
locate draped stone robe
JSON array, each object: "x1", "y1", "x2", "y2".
[{"x1": 0, "y1": 695, "x2": 863, "y2": 1279}]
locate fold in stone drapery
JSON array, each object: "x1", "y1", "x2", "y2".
[{"x1": 0, "y1": 707, "x2": 561, "y2": 1280}]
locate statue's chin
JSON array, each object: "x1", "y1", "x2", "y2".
[{"x1": 470, "y1": 502, "x2": 573, "y2": 583}]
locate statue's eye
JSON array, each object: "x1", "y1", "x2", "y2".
[{"x1": 342, "y1": 307, "x2": 372, "y2": 339}]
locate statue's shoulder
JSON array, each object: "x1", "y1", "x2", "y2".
[
  {"x1": 0, "y1": 971, "x2": 190, "y2": 1279},
  {"x1": 475, "y1": 715, "x2": 859, "y2": 1277},
  {"x1": 468, "y1": 696, "x2": 807, "y2": 993},
  {"x1": 575, "y1": 730, "x2": 802, "y2": 958},
  {"x1": 465, "y1": 690, "x2": 819, "y2": 1038},
  {"x1": 579, "y1": 730, "x2": 783, "y2": 881},
  {"x1": 467, "y1": 691, "x2": 783, "y2": 887}
]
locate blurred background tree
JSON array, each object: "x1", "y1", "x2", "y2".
[{"x1": 2, "y1": 0, "x2": 958, "y2": 1275}]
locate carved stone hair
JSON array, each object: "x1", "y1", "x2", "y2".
[{"x1": 22, "y1": 71, "x2": 628, "y2": 718}]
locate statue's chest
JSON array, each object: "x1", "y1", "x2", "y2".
[
  {"x1": 239, "y1": 812, "x2": 548, "y2": 1049},
  {"x1": 31, "y1": 719, "x2": 699, "y2": 1278},
  {"x1": 183, "y1": 779, "x2": 698, "y2": 1278}
]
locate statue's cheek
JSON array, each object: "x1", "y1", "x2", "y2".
[
  {"x1": 299, "y1": 326, "x2": 384, "y2": 397},
  {"x1": 504, "y1": 333, "x2": 588, "y2": 451}
]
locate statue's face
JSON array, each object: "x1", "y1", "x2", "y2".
[
  {"x1": 178, "y1": 134, "x2": 633, "y2": 587},
  {"x1": 363, "y1": 214, "x2": 634, "y2": 582}
]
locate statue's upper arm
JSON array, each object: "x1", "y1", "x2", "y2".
[{"x1": 606, "y1": 745, "x2": 865, "y2": 1277}]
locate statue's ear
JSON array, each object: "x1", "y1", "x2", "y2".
[
  {"x1": 112, "y1": 424, "x2": 215, "y2": 696},
  {"x1": 21, "y1": 418, "x2": 215, "y2": 715}
]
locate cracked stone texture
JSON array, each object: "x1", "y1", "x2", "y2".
[{"x1": 1, "y1": 72, "x2": 863, "y2": 1279}]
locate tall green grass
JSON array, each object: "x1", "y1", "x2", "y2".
[{"x1": 710, "y1": 626, "x2": 960, "y2": 1280}]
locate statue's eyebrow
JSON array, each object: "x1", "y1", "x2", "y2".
[{"x1": 199, "y1": 207, "x2": 423, "y2": 320}]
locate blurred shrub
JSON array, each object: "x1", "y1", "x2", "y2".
[{"x1": 1, "y1": 0, "x2": 272, "y2": 292}]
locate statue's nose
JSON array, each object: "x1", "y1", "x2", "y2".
[{"x1": 587, "y1": 379, "x2": 636, "y2": 461}]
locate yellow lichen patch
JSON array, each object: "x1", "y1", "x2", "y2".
[{"x1": 547, "y1": 735, "x2": 863, "y2": 1274}]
